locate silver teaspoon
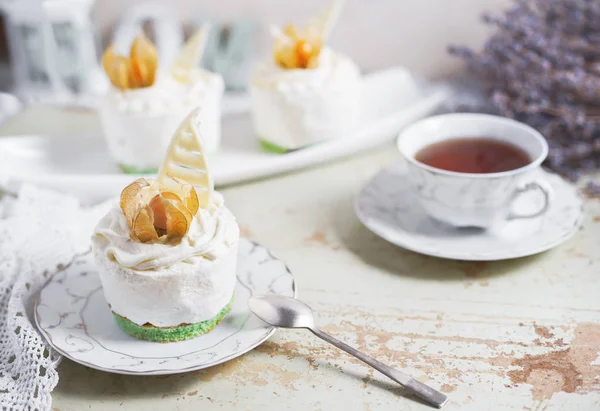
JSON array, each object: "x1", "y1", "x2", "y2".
[{"x1": 248, "y1": 295, "x2": 448, "y2": 409}]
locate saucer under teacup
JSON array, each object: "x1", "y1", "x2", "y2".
[{"x1": 355, "y1": 164, "x2": 583, "y2": 261}]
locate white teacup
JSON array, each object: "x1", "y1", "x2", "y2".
[{"x1": 397, "y1": 113, "x2": 552, "y2": 229}]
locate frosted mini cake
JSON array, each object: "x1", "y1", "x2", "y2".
[
  {"x1": 92, "y1": 109, "x2": 239, "y2": 342},
  {"x1": 250, "y1": 0, "x2": 361, "y2": 152},
  {"x1": 100, "y1": 28, "x2": 224, "y2": 173}
]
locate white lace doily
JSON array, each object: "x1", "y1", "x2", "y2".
[{"x1": 0, "y1": 185, "x2": 110, "y2": 410}]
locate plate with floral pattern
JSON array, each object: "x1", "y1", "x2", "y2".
[
  {"x1": 355, "y1": 164, "x2": 583, "y2": 261},
  {"x1": 35, "y1": 239, "x2": 295, "y2": 375}
]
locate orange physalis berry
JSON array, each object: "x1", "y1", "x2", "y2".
[{"x1": 120, "y1": 177, "x2": 199, "y2": 244}]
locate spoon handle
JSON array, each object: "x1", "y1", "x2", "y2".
[{"x1": 310, "y1": 327, "x2": 448, "y2": 408}]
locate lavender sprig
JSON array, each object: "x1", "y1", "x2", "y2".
[{"x1": 450, "y1": 0, "x2": 600, "y2": 192}]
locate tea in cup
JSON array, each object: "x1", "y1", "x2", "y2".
[{"x1": 396, "y1": 113, "x2": 552, "y2": 229}]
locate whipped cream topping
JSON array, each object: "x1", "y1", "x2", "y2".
[
  {"x1": 251, "y1": 48, "x2": 359, "y2": 92},
  {"x1": 93, "y1": 192, "x2": 238, "y2": 271},
  {"x1": 106, "y1": 69, "x2": 224, "y2": 115}
]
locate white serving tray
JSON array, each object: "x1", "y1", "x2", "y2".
[{"x1": 0, "y1": 68, "x2": 450, "y2": 203}]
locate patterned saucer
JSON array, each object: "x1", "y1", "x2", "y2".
[
  {"x1": 355, "y1": 164, "x2": 583, "y2": 261},
  {"x1": 35, "y1": 239, "x2": 295, "y2": 375}
]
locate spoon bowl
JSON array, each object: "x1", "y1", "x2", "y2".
[{"x1": 248, "y1": 295, "x2": 315, "y2": 329}]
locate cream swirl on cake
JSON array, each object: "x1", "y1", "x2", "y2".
[
  {"x1": 106, "y1": 70, "x2": 223, "y2": 115},
  {"x1": 252, "y1": 48, "x2": 354, "y2": 89},
  {"x1": 93, "y1": 192, "x2": 237, "y2": 271}
]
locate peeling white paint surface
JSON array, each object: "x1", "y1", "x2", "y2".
[
  {"x1": 50, "y1": 147, "x2": 600, "y2": 411},
  {"x1": 2, "y1": 109, "x2": 598, "y2": 411}
]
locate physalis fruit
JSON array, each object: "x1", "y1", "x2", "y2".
[
  {"x1": 120, "y1": 177, "x2": 199, "y2": 244},
  {"x1": 102, "y1": 33, "x2": 158, "y2": 90},
  {"x1": 273, "y1": 24, "x2": 323, "y2": 70}
]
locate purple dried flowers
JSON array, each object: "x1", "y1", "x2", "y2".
[
  {"x1": 584, "y1": 181, "x2": 600, "y2": 198},
  {"x1": 449, "y1": 0, "x2": 600, "y2": 185}
]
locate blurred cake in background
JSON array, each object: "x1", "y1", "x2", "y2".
[
  {"x1": 99, "y1": 26, "x2": 224, "y2": 174},
  {"x1": 250, "y1": 0, "x2": 361, "y2": 153}
]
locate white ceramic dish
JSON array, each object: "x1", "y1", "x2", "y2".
[
  {"x1": 0, "y1": 68, "x2": 449, "y2": 203},
  {"x1": 355, "y1": 164, "x2": 584, "y2": 261},
  {"x1": 35, "y1": 238, "x2": 295, "y2": 375}
]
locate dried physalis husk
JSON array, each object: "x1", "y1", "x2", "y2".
[
  {"x1": 120, "y1": 178, "x2": 154, "y2": 227},
  {"x1": 160, "y1": 192, "x2": 193, "y2": 238},
  {"x1": 102, "y1": 33, "x2": 158, "y2": 90},
  {"x1": 102, "y1": 51, "x2": 133, "y2": 89},
  {"x1": 132, "y1": 207, "x2": 158, "y2": 243},
  {"x1": 130, "y1": 34, "x2": 158, "y2": 87},
  {"x1": 284, "y1": 24, "x2": 299, "y2": 41},
  {"x1": 274, "y1": 24, "x2": 322, "y2": 70},
  {"x1": 160, "y1": 176, "x2": 200, "y2": 216},
  {"x1": 120, "y1": 177, "x2": 198, "y2": 244},
  {"x1": 101, "y1": 45, "x2": 116, "y2": 78},
  {"x1": 274, "y1": 0, "x2": 343, "y2": 69},
  {"x1": 134, "y1": 192, "x2": 191, "y2": 242}
]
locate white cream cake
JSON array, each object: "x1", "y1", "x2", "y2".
[
  {"x1": 92, "y1": 191, "x2": 238, "y2": 327},
  {"x1": 250, "y1": 48, "x2": 361, "y2": 151},
  {"x1": 249, "y1": 0, "x2": 361, "y2": 152},
  {"x1": 91, "y1": 108, "x2": 238, "y2": 342}
]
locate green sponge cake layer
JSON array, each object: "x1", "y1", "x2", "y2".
[
  {"x1": 113, "y1": 299, "x2": 234, "y2": 343},
  {"x1": 259, "y1": 139, "x2": 292, "y2": 154},
  {"x1": 118, "y1": 164, "x2": 158, "y2": 174}
]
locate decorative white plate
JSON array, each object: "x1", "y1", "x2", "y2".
[
  {"x1": 0, "y1": 68, "x2": 449, "y2": 203},
  {"x1": 355, "y1": 164, "x2": 584, "y2": 261},
  {"x1": 34, "y1": 239, "x2": 295, "y2": 375}
]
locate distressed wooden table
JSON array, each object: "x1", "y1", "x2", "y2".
[{"x1": 3, "y1": 107, "x2": 600, "y2": 411}]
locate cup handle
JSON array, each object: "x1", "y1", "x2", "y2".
[{"x1": 507, "y1": 179, "x2": 553, "y2": 220}]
